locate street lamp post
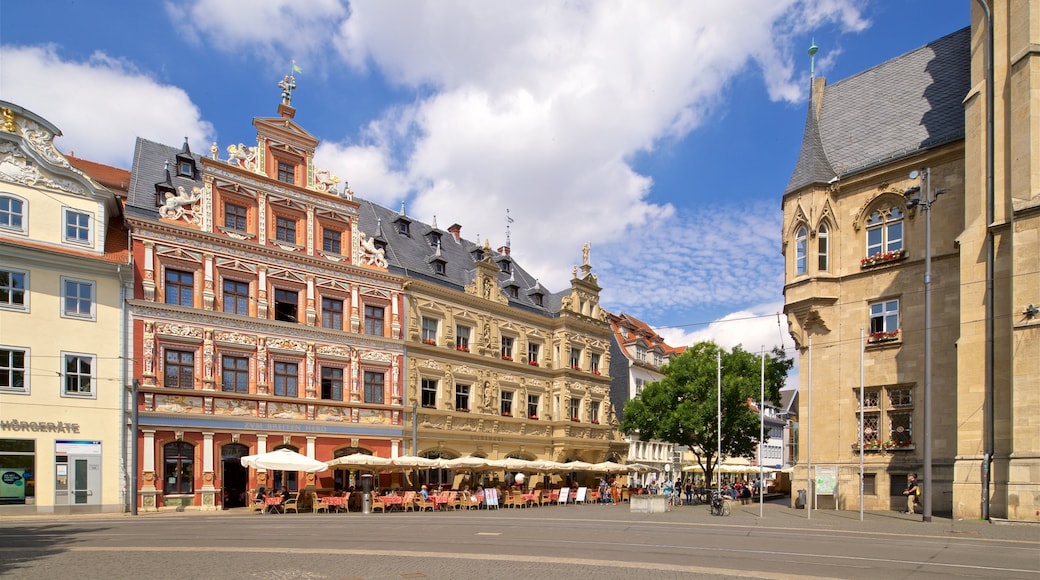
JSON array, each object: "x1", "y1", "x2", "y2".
[{"x1": 905, "y1": 167, "x2": 945, "y2": 523}]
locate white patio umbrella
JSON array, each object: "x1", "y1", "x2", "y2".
[
  {"x1": 443, "y1": 456, "x2": 491, "y2": 470},
  {"x1": 485, "y1": 457, "x2": 538, "y2": 471},
  {"x1": 389, "y1": 455, "x2": 446, "y2": 469},
  {"x1": 623, "y1": 462, "x2": 655, "y2": 473},
  {"x1": 682, "y1": 464, "x2": 705, "y2": 473},
  {"x1": 240, "y1": 448, "x2": 327, "y2": 473},
  {"x1": 324, "y1": 453, "x2": 394, "y2": 470},
  {"x1": 559, "y1": 460, "x2": 594, "y2": 472},
  {"x1": 589, "y1": 461, "x2": 628, "y2": 474}
]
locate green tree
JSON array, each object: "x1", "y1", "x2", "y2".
[{"x1": 620, "y1": 341, "x2": 793, "y2": 488}]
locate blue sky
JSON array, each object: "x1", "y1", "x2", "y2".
[{"x1": 1, "y1": 0, "x2": 968, "y2": 358}]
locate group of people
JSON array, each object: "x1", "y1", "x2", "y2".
[{"x1": 253, "y1": 485, "x2": 292, "y2": 513}]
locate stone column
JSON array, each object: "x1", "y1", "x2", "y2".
[
  {"x1": 140, "y1": 430, "x2": 158, "y2": 512},
  {"x1": 200, "y1": 432, "x2": 217, "y2": 510}
]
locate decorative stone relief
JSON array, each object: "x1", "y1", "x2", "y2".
[
  {"x1": 357, "y1": 231, "x2": 388, "y2": 268},
  {"x1": 226, "y1": 143, "x2": 258, "y2": 171}
]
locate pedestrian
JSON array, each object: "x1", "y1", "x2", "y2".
[
  {"x1": 684, "y1": 480, "x2": 693, "y2": 505},
  {"x1": 901, "y1": 473, "x2": 921, "y2": 514}
]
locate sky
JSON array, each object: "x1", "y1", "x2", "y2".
[{"x1": 1, "y1": 1, "x2": 969, "y2": 371}]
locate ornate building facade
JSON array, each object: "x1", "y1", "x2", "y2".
[
  {"x1": 352, "y1": 200, "x2": 628, "y2": 483},
  {"x1": 124, "y1": 91, "x2": 406, "y2": 511},
  {"x1": 783, "y1": 0, "x2": 1039, "y2": 520},
  {"x1": 0, "y1": 101, "x2": 131, "y2": 515},
  {"x1": 607, "y1": 313, "x2": 683, "y2": 484}
]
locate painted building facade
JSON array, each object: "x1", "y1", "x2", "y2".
[
  {"x1": 124, "y1": 90, "x2": 406, "y2": 511},
  {"x1": 0, "y1": 101, "x2": 131, "y2": 515},
  {"x1": 782, "y1": 0, "x2": 1039, "y2": 520}
]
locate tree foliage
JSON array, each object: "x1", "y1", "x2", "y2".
[{"x1": 619, "y1": 341, "x2": 793, "y2": 487}]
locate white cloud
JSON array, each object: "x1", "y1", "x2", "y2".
[
  {"x1": 0, "y1": 45, "x2": 213, "y2": 168},
  {"x1": 656, "y1": 301, "x2": 790, "y2": 353}
]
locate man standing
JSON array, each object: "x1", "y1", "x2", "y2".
[{"x1": 902, "y1": 473, "x2": 920, "y2": 514}]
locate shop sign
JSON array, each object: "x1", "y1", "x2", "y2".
[{"x1": 1, "y1": 420, "x2": 81, "y2": 433}]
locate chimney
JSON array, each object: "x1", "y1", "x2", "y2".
[
  {"x1": 497, "y1": 246, "x2": 510, "y2": 256},
  {"x1": 448, "y1": 223, "x2": 462, "y2": 241}
]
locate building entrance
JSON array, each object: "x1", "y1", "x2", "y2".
[{"x1": 221, "y1": 443, "x2": 250, "y2": 508}]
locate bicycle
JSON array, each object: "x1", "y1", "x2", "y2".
[{"x1": 709, "y1": 491, "x2": 731, "y2": 516}]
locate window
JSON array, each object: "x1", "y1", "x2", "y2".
[
  {"x1": 817, "y1": 223, "x2": 830, "y2": 271},
  {"x1": 527, "y1": 342, "x2": 540, "y2": 365},
  {"x1": 363, "y1": 371, "x2": 384, "y2": 404},
  {"x1": 322, "y1": 297, "x2": 344, "y2": 330},
  {"x1": 0, "y1": 268, "x2": 27, "y2": 310},
  {"x1": 165, "y1": 269, "x2": 194, "y2": 306},
  {"x1": 275, "y1": 216, "x2": 297, "y2": 244},
  {"x1": 0, "y1": 439, "x2": 35, "y2": 504},
  {"x1": 568, "y1": 398, "x2": 581, "y2": 421},
  {"x1": 178, "y1": 160, "x2": 193, "y2": 177},
  {"x1": 62, "y1": 278, "x2": 94, "y2": 319},
  {"x1": 532, "y1": 292, "x2": 544, "y2": 307},
  {"x1": 590, "y1": 400, "x2": 601, "y2": 423},
  {"x1": 322, "y1": 229, "x2": 342, "y2": 254},
  {"x1": 0, "y1": 347, "x2": 28, "y2": 393},
  {"x1": 856, "y1": 386, "x2": 914, "y2": 449},
  {"x1": 635, "y1": 378, "x2": 644, "y2": 395},
  {"x1": 63, "y1": 209, "x2": 92, "y2": 245},
  {"x1": 863, "y1": 473, "x2": 876, "y2": 495},
  {"x1": 63, "y1": 353, "x2": 94, "y2": 397},
  {"x1": 456, "y1": 325, "x2": 471, "y2": 351},
  {"x1": 224, "y1": 203, "x2": 247, "y2": 231},
  {"x1": 163, "y1": 441, "x2": 194, "y2": 495},
  {"x1": 273, "y1": 288, "x2": 298, "y2": 322},
  {"x1": 221, "y1": 356, "x2": 249, "y2": 393},
  {"x1": 636, "y1": 348, "x2": 646, "y2": 362},
  {"x1": 795, "y1": 226, "x2": 807, "y2": 275},
  {"x1": 421, "y1": 378, "x2": 438, "y2": 408},
  {"x1": 507, "y1": 286, "x2": 518, "y2": 299},
  {"x1": 501, "y1": 336, "x2": 514, "y2": 360},
  {"x1": 364, "y1": 305, "x2": 385, "y2": 336},
  {"x1": 865, "y1": 206, "x2": 904, "y2": 256},
  {"x1": 396, "y1": 221, "x2": 410, "y2": 236},
  {"x1": 499, "y1": 260, "x2": 511, "y2": 274},
  {"x1": 164, "y1": 350, "x2": 195, "y2": 389},
  {"x1": 590, "y1": 353, "x2": 601, "y2": 373},
  {"x1": 321, "y1": 366, "x2": 343, "y2": 400},
  {"x1": 433, "y1": 260, "x2": 446, "y2": 275},
  {"x1": 273, "y1": 361, "x2": 298, "y2": 397},
  {"x1": 527, "y1": 394, "x2": 539, "y2": 419},
  {"x1": 429, "y1": 232, "x2": 441, "y2": 247},
  {"x1": 421, "y1": 317, "x2": 438, "y2": 344},
  {"x1": 500, "y1": 391, "x2": 513, "y2": 416},
  {"x1": 569, "y1": 348, "x2": 582, "y2": 369},
  {"x1": 869, "y1": 300, "x2": 899, "y2": 334},
  {"x1": 277, "y1": 161, "x2": 295, "y2": 184},
  {"x1": 223, "y1": 279, "x2": 250, "y2": 315},
  {"x1": 455, "y1": 383, "x2": 470, "y2": 411},
  {"x1": 0, "y1": 195, "x2": 25, "y2": 233}
]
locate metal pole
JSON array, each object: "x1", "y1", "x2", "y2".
[
  {"x1": 923, "y1": 168, "x2": 933, "y2": 523},
  {"x1": 807, "y1": 334, "x2": 812, "y2": 519},
  {"x1": 759, "y1": 348, "x2": 765, "y2": 518},
  {"x1": 130, "y1": 378, "x2": 139, "y2": 516},
  {"x1": 716, "y1": 350, "x2": 721, "y2": 497},
  {"x1": 859, "y1": 328, "x2": 865, "y2": 521}
]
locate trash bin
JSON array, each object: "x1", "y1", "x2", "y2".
[{"x1": 795, "y1": 489, "x2": 806, "y2": 509}]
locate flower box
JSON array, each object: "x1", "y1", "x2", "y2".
[
  {"x1": 501, "y1": 356, "x2": 513, "y2": 361},
  {"x1": 422, "y1": 339, "x2": 437, "y2": 345},
  {"x1": 852, "y1": 442, "x2": 882, "y2": 451},
  {"x1": 591, "y1": 370, "x2": 601, "y2": 375},
  {"x1": 528, "y1": 361, "x2": 539, "y2": 366},
  {"x1": 457, "y1": 408, "x2": 470, "y2": 412},
  {"x1": 570, "y1": 365, "x2": 581, "y2": 370},
  {"x1": 860, "y1": 249, "x2": 907, "y2": 269},
  {"x1": 570, "y1": 417, "x2": 580, "y2": 422},
  {"x1": 528, "y1": 415, "x2": 538, "y2": 420},
  {"x1": 867, "y1": 330, "x2": 900, "y2": 344},
  {"x1": 591, "y1": 419, "x2": 599, "y2": 424},
  {"x1": 422, "y1": 404, "x2": 436, "y2": 409},
  {"x1": 884, "y1": 439, "x2": 914, "y2": 450},
  {"x1": 456, "y1": 345, "x2": 469, "y2": 352},
  {"x1": 501, "y1": 412, "x2": 511, "y2": 417}
]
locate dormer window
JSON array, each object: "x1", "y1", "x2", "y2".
[
  {"x1": 429, "y1": 232, "x2": 442, "y2": 247},
  {"x1": 471, "y1": 248, "x2": 484, "y2": 262},
  {"x1": 177, "y1": 160, "x2": 193, "y2": 177},
  {"x1": 277, "y1": 161, "x2": 296, "y2": 185},
  {"x1": 433, "y1": 260, "x2": 446, "y2": 275},
  {"x1": 506, "y1": 285, "x2": 519, "y2": 299},
  {"x1": 499, "y1": 260, "x2": 511, "y2": 274},
  {"x1": 373, "y1": 239, "x2": 387, "y2": 252},
  {"x1": 531, "y1": 292, "x2": 544, "y2": 307},
  {"x1": 397, "y1": 221, "x2": 410, "y2": 236}
]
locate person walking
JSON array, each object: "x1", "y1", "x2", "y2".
[{"x1": 901, "y1": 473, "x2": 921, "y2": 514}]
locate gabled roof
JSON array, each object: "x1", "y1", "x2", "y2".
[{"x1": 785, "y1": 27, "x2": 970, "y2": 193}]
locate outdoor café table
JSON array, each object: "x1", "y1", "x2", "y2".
[
  {"x1": 264, "y1": 497, "x2": 284, "y2": 514},
  {"x1": 320, "y1": 496, "x2": 345, "y2": 513},
  {"x1": 381, "y1": 495, "x2": 404, "y2": 512},
  {"x1": 521, "y1": 493, "x2": 536, "y2": 506}
]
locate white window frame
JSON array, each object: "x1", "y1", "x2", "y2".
[
  {"x1": 421, "y1": 317, "x2": 439, "y2": 344},
  {"x1": 63, "y1": 207, "x2": 94, "y2": 246},
  {"x1": 0, "y1": 267, "x2": 29, "y2": 312},
  {"x1": 817, "y1": 222, "x2": 830, "y2": 272},
  {"x1": 870, "y1": 299, "x2": 900, "y2": 334},
  {"x1": 61, "y1": 276, "x2": 96, "y2": 320},
  {"x1": 865, "y1": 206, "x2": 904, "y2": 257},
  {"x1": 795, "y1": 225, "x2": 808, "y2": 275},
  {"x1": 0, "y1": 345, "x2": 29, "y2": 394},
  {"x1": 61, "y1": 351, "x2": 96, "y2": 399},
  {"x1": 0, "y1": 193, "x2": 27, "y2": 235}
]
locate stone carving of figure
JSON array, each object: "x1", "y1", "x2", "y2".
[
  {"x1": 1, "y1": 108, "x2": 16, "y2": 133},
  {"x1": 279, "y1": 75, "x2": 296, "y2": 106},
  {"x1": 582, "y1": 241, "x2": 591, "y2": 266},
  {"x1": 358, "y1": 232, "x2": 388, "y2": 268},
  {"x1": 315, "y1": 169, "x2": 340, "y2": 193},
  {"x1": 482, "y1": 380, "x2": 495, "y2": 411},
  {"x1": 226, "y1": 143, "x2": 257, "y2": 170},
  {"x1": 483, "y1": 323, "x2": 492, "y2": 348},
  {"x1": 158, "y1": 185, "x2": 203, "y2": 221}
]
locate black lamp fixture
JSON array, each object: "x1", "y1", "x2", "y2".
[{"x1": 1024, "y1": 304, "x2": 1039, "y2": 319}]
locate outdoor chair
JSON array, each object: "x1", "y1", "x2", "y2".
[
  {"x1": 282, "y1": 491, "x2": 301, "y2": 514},
  {"x1": 370, "y1": 494, "x2": 387, "y2": 513},
  {"x1": 402, "y1": 491, "x2": 417, "y2": 511},
  {"x1": 415, "y1": 493, "x2": 437, "y2": 511}
]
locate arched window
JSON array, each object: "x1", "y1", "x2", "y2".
[
  {"x1": 865, "y1": 206, "x2": 903, "y2": 256},
  {"x1": 271, "y1": 444, "x2": 300, "y2": 492},
  {"x1": 817, "y1": 223, "x2": 830, "y2": 272},
  {"x1": 795, "y1": 226, "x2": 808, "y2": 275},
  {"x1": 163, "y1": 441, "x2": 195, "y2": 494}
]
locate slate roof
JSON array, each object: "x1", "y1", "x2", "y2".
[
  {"x1": 353, "y1": 198, "x2": 563, "y2": 316},
  {"x1": 125, "y1": 137, "x2": 203, "y2": 220},
  {"x1": 785, "y1": 26, "x2": 970, "y2": 194}
]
